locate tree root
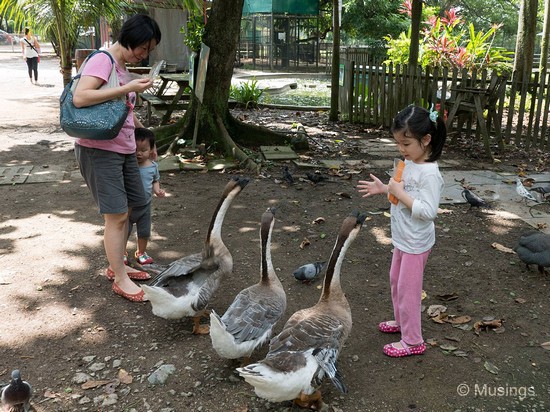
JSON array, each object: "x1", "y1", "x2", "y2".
[{"x1": 215, "y1": 114, "x2": 260, "y2": 174}]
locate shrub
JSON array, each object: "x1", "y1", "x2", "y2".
[{"x1": 230, "y1": 79, "x2": 266, "y2": 109}]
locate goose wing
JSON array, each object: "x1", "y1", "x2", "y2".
[
  {"x1": 148, "y1": 252, "x2": 203, "y2": 286},
  {"x1": 221, "y1": 286, "x2": 286, "y2": 343}
]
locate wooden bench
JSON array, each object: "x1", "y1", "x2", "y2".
[{"x1": 140, "y1": 93, "x2": 189, "y2": 125}]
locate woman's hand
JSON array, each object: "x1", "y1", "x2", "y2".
[
  {"x1": 357, "y1": 174, "x2": 387, "y2": 198},
  {"x1": 126, "y1": 77, "x2": 153, "y2": 93}
]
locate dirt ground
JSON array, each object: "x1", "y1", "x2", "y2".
[{"x1": 0, "y1": 50, "x2": 549, "y2": 412}]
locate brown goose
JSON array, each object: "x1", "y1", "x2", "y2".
[
  {"x1": 237, "y1": 211, "x2": 366, "y2": 409},
  {"x1": 210, "y1": 208, "x2": 286, "y2": 364},
  {"x1": 141, "y1": 177, "x2": 249, "y2": 334}
]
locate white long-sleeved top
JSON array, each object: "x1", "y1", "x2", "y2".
[{"x1": 390, "y1": 159, "x2": 443, "y2": 254}]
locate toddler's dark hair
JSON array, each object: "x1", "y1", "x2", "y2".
[
  {"x1": 135, "y1": 127, "x2": 155, "y2": 150},
  {"x1": 390, "y1": 105, "x2": 446, "y2": 162}
]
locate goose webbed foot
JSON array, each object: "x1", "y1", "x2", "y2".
[{"x1": 293, "y1": 390, "x2": 324, "y2": 410}]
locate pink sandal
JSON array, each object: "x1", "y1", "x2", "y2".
[
  {"x1": 378, "y1": 321, "x2": 401, "y2": 333},
  {"x1": 383, "y1": 340, "x2": 426, "y2": 358},
  {"x1": 105, "y1": 268, "x2": 151, "y2": 281}
]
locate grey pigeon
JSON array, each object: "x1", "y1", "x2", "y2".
[
  {"x1": 306, "y1": 172, "x2": 327, "y2": 184},
  {"x1": 293, "y1": 261, "x2": 326, "y2": 283},
  {"x1": 461, "y1": 189, "x2": 489, "y2": 208},
  {"x1": 282, "y1": 166, "x2": 294, "y2": 184},
  {"x1": 1, "y1": 370, "x2": 32, "y2": 412},
  {"x1": 515, "y1": 178, "x2": 538, "y2": 203},
  {"x1": 531, "y1": 185, "x2": 550, "y2": 195},
  {"x1": 513, "y1": 231, "x2": 550, "y2": 274}
]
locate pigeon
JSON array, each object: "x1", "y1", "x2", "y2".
[
  {"x1": 282, "y1": 166, "x2": 294, "y2": 185},
  {"x1": 305, "y1": 172, "x2": 327, "y2": 184},
  {"x1": 513, "y1": 231, "x2": 550, "y2": 274},
  {"x1": 531, "y1": 185, "x2": 550, "y2": 201},
  {"x1": 516, "y1": 178, "x2": 538, "y2": 203},
  {"x1": 461, "y1": 189, "x2": 489, "y2": 208},
  {"x1": 292, "y1": 261, "x2": 326, "y2": 283},
  {"x1": 1, "y1": 370, "x2": 32, "y2": 412}
]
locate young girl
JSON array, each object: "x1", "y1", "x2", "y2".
[{"x1": 357, "y1": 105, "x2": 446, "y2": 357}]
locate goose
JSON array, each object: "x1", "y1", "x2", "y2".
[
  {"x1": 141, "y1": 176, "x2": 249, "y2": 334},
  {"x1": 210, "y1": 207, "x2": 286, "y2": 364},
  {"x1": 237, "y1": 211, "x2": 366, "y2": 409},
  {"x1": 1, "y1": 369, "x2": 32, "y2": 412}
]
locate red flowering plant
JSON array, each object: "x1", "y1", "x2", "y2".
[{"x1": 385, "y1": 3, "x2": 512, "y2": 73}]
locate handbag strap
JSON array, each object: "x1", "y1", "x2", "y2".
[
  {"x1": 70, "y1": 50, "x2": 122, "y2": 99},
  {"x1": 24, "y1": 38, "x2": 39, "y2": 54}
]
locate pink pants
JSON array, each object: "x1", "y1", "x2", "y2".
[{"x1": 389, "y1": 248, "x2": 431, "y2": 346}]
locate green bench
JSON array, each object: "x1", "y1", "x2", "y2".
[{"x1": 139, "y1": 93, "x2": 189, "y2": 125}]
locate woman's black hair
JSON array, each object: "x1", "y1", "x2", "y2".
[
  {"x1": 25, "y1": 28, "x2": 31, "y2": 35},
  {"x1": 390, "y1": 105, "x2": 446, "y2": 162},
  {"x1": 118, "y1": 14, "x2": 161, "y2": 50}
]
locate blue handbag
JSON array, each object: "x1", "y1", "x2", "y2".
[{"x1": 60, "y1": 50, "x2": 129, "y2": 140}]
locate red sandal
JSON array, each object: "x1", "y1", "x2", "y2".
[
  {"x1": 383, "y1": 340, "x2": 426, "y2": 358},
  {"x1": 105, "y1": 268, "x2": 151, "y2": 281},
  {"x1": 378, "y1": 321, "x2": 401, "y2": 333},
  {"x1": 112, "y1": 282, "x2": 147, "y2": 302}
]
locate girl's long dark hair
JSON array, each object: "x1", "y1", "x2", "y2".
[{"x1": 391, "y1": 105, "x2": 446, "y2": 162}]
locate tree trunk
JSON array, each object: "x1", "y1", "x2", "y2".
[
  {"x1": 540, "y1": 0, "x2": 550, "y2": 73},
  {"x1": 156, "y1": 0, "x2": 300, "y2": 173},
  {"x1": 329, "y1": 0, "x2": 340, "y2": 121},
  {"x1": 514, "y1": 0, "x2": 538, "y2": 83},
  {"x1": 408, "y1": 0, "x2": 422, "y2": 67}
]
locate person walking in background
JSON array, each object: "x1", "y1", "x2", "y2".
[
  {"x1": 126, "y1": 127, "x2": 166, "y2": 266},
  {"x1": 357, "y1": 105, "x2": 446, "y2": 358},
  {"x1": 72, "y1": 14, "x2": 162, "y2": 302},
  {"x1": 21, "y1": 28, "x2": 40, "y2": 84}
]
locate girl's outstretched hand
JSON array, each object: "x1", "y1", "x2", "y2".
[{"x1": 357, "y1": 174, "x2": 387, "y2": 198}]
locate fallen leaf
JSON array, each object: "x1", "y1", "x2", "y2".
[
  {"x1": 312, "y1": 217, "x2": 325, "y2": 224},
  {"x1": 383, "y1": 211, "x2": 391, "y2": 218},
  {"x1": 336, "y1": 192, "x2": 352, "y2": 199},
  {"x1": 43, "y1": 390, "x2": 60, "y2": 399},
  {"x1": 454, "y1": 350, "x2": 469, "y2": 357},
  {"x1": 453, "y1": 323, "x2": 473, "y2": 331},
  {"x1": 491, "y1": 242, "x2": 516, "y2": 254},
  {"x1": 515, "y1": 297, "x2": 527, "y2": 304},
  {"x1": 427, "y1": 304, "x2": 447, "y2": 317},
  {"x1": 445, "y1": 315, "x2": 472, "y2": 325},
  {"x1": 440, "y1": 344, "x2": 458, "y2": 351},
  {"x1": 437, "y1": 208, "x2": 453, "y2": 214},
  {"x1": 436, "y1": 292, "x2": 459, "y2": 302},
  {"x1": 299, "y1": 238, "x2": 310, "y2": 249},
  {"x1": 421, "y1": 290, "x2": 427, "y2": 300},
  {"x1": 541, "y1": 341, "x2": 550, "y2": 350},
  {"x1": 118, "y1": 369, "x2": 133, "y2": 384},
  {"x1": 474, "y1": 318, "x2": 504, "y2": 335},
  {"x1": 81, "y1": 380, "x2": 112, "y2": 390},
  {"x1": 484, "y1": 361, "x2": 499, "y2": 375},
  {"x1": 431, "y1": 313, "x2": 449, "y2": 324}
]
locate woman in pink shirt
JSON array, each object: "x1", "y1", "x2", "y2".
[{"x1": 73, "y1": 14, "x2": 161, "y2": 302}]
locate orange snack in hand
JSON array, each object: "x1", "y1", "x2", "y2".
[{"x1": 388, "y1": 160, "x2": 405, "y2": 205}]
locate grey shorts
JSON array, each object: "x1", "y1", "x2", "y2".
[
  {"x1": 75, "y1": 144, "x2": 147, "y2": 214},
  {"x1": 128, "y1": 202, "x2": 152, "y2": 239}
]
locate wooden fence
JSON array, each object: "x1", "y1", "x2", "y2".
[{"x1": 339, "y1": 60, "x2": 550, "y2": 156}]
